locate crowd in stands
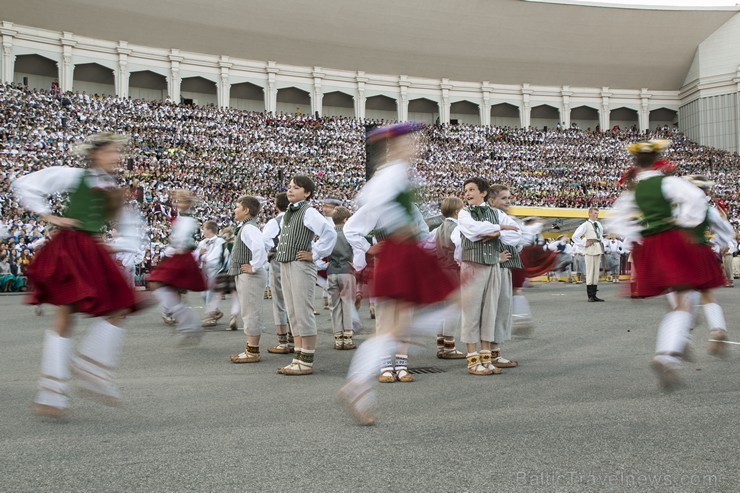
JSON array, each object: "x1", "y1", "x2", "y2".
[{"x1": 1, "y1": 82, "x2": 739, "y2": 290}]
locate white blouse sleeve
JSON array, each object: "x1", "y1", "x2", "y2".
[
  {"x1": 11, "y1": 167, "x2": 84, "y2": 216},
  {"x1": 707, "y1": 207, "x2": 735, "y2": 250},
  {"x1": 605, "y1": 191, "x2": 642, "y2": 241},
  {"x1": 262, "y1": 218, "x2": 279, "y2": 252},
  {"x1": 170, "y1": 216, "x2": 198, "y2": 251},
  {"x1": 303, "y1": 207, "x2": 337, "y2": 262},
  {"x1": 662, "y1": 177, "x2": 708, "y2": 229},
  {"x1": 451, "y1": 226, "x2": 462, "y2": 265},
  {"x1": 498, "y1": 211, "x2": 522, "y2": 247},
  {"x1": 458, "y1": 209, "x2": 501, "y2": 242}
]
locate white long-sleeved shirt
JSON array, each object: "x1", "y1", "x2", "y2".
[
  {"x1": 11, "y1": 166, "x2": 116, "y2": 216},
  {"x1": 110, "y1": 204, "x2": 147, "y2": 255},
  {"x1": 280, "y1": 202, "x2": 336, "y2": 263},
  {"x1": 572, "y1": 220, "x2": 605, "y2": 249},
  {"x1": 450, "y1": 224, "x2": 463, "y2": 265},
  {"x1": 344, "y1": 160, "x2": 418, "y2": 271},
  {"x1": 344, "y1": 204, "x2": 374, "y2": 272},
  {"x1": 167, "y1": 215, "x2": 199, "y2": 254},
  {"x1": 458, "y1": 204, "x2": 521, "y2": 246},
  {"x1": 240, "y1": 222, "x2": 267, "y2": 271},
  {"x1": 262, "y1": 212, "x2": 285, "y2": 254},
  {"x1": 602, "y1": 239, "x2": 623, "y2": 255},
  {"x1": 707, "y1": 206, "x2": 736, "y2": 251},
  {"x1": 494, "y1": 208, "x2": 526, "y2": 249},
  {"x1": 607, "y1": 170, "x2": 708, "y2": 241},
  {"x1": 353, "y1": 159, "x2": 412, "y2": 235},
  {"x1": 520, "y1": 221, "x2": 544, "y2": 246},
  {"x1": 548, "y1": 240, "x2": 573, "y2": 255},
  {"x1": 197, "y1": 235, "x2": 226, "y2": 272}
]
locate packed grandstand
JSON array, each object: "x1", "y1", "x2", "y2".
[{"x1": 1, "y1": 81, "x2": 739, "y2": 289}]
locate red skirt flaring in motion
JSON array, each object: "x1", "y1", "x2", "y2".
[
  {"x1": 371, "y1": 237, "x2": 458, "y2": 305},
  {"x1": 631, "y1": 229, "x2": 724, "y2": 298},
  {"x1": 27, "y1": 229, "x2": 138, "y2": 316},
  {"x1": 148, "y1": 252, "x2": 207, "y2": 292},
  {"x1": 511, "y1": 245, "x2": 559, "y2": 289}
]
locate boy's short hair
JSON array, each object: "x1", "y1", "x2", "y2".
[
  {"x1": 588, "y1": 206, "x2": 599, "y2": 213},
  {"x1": 463, "y1": 177, "x2": 490, "y2": 199},
  {"x1": 237, "y1": 196, "x2": 261, "y2": 217},
  {"x1": 291, "y1": 175, "x2": 315, "y2": 200},
  {"x1": 203, "y1": 220, "x2": 218, "y2": 233},
  {"x1": 332, "y1": 206, "x2": 352, "y2": 224},
  {"x1": 440, "y1": 197, "x2": 464, "y2": 218},
  {"x1": 489, "y1": 184, "x2": 510, "y2": 199},
  {"x1": 275, "y1": 192, "x2": 289, "y2": 212}
]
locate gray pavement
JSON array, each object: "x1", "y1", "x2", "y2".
[{"x1": 1, "y1": 282, "x2": 738, "y2": 492}]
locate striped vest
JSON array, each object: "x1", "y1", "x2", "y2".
[
  {"x1": 228, "y1": 219, "x2": 257, "y2": 275},
  {"x1": 435, "y1": 219, "x2": 459, "y2": 271},
  {"x1": 499, "y1": 243, "x2": 523, "y2": 269},
  {"x1": 276, "y1": 202, "x2": 315, "y2": 263},
  {"x1": 461, "y1": 206, "x2": 501, "y2": 265}
]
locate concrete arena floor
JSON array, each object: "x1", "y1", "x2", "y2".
[{"x1": 1, "y1": 282, "x2": 738, "y2": 493}]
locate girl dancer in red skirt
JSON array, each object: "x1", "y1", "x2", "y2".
[
  {"x1": 148, "y1": 190, "x2": 207, "y2": 346},
  {"x1": 608, "y1": 140, "x2": 726, "y2": 391},
  {"x1": 12, "y1": 133, "x2": 143, "y2": 417},
  {"x1": 339, "y1": 123, "x2": 459, "y2": 425}
]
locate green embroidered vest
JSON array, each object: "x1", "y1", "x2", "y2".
[
  {"x1": 634, "y1": 176, "x2": 674, "y2": 237},
  {"x1": 65, "y1": 171, "x2": 107, "y2": 234}
]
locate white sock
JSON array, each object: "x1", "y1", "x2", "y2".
[
  {"x1": 230, "y1": 296, "x2": 240, "y2": 316},
  {"x1": 664, "y1": 291, "x2": 678, "y2": 310},
  {"x1": 702, "y1": 303, "x2": 727, "y2": 332},
  {"x1": 205, "y1": 290, "x2": 221, "y2": 313},
  {"x1": 347, "y1": 333, "x2": 397, "y2": 384},
  {"x1": 77, "y1": 319, "x2": 125, "y2": 368},
  {"x1": 351, "y1": 306, "x2": 361, "y2": 333},
  {"x1": 656, "y1": 311, "x2": 692, "y2": 357},
  {"x1": 73, "y1": 320, "x2": 125, "y2": 398},
  {"x1": 512, "y1": 295, "x2": 531, "y2": 318},
  {"x1": 172, "y1": 304, "x2": 200, "y2": 334},
  {"x1": 154, "y1": 287, "x2": 179, "y2": 313},
  {"x1": 35, "y1": 330, "x2": 73, "y2": 409}
]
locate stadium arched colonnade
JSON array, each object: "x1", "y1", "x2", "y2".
[{"x1": 1, "y1": 21, "x2": 678, "y2": 131}]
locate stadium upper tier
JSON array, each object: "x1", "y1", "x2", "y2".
[{"x1": 1, "y1": 0, "x2": 736, "y2": 90}]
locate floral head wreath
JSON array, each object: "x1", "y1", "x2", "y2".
[
  {"x1": 618, "y1": 158, "x2": 678, "y2": 187},
  {"x1": 626, "y1": 139, "x2": 671, "y2": 155},
  {"x1": 73, "y1": 132, "x2": 128, "y2": 158}
]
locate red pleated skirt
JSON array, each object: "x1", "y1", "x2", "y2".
[
  {"x1": 148, "y1": 252, "x2": 207, "y2": 292},
  {"x1": 371, "y1": 237, "x2": 458, "y2": 304},
  {"x1": 26, "y1": 229, "x2": 138, "y2": 316},
  {"x1": 631, "y1": 229, "x2": 724, "y2": 298},
  {"x1": 519, "y1": 245, "x2": 558, "y2": 279}
]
